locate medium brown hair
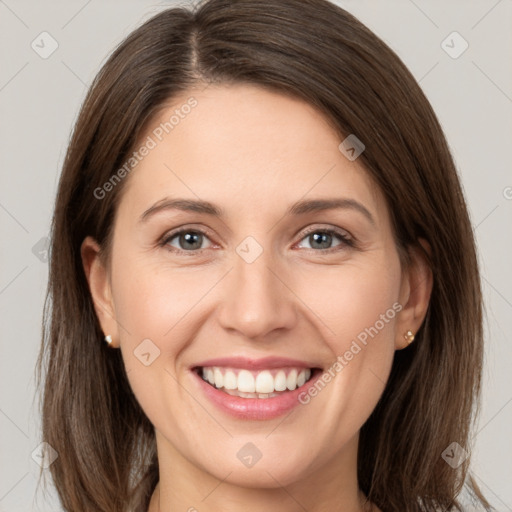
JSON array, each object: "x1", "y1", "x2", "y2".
[{"x1": 37, "y1": 0, "x2": 492, "y2": 510}]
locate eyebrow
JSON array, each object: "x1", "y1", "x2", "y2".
[{"x1": 139, "y1": 197, "x2": 375, "y2": 226}]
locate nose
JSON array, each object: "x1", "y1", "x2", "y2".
[{"x1": 217, "y1": 246, "x2": 298, "y2": 340}]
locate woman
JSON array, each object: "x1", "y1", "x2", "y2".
[{"x1": 37, "y1": 0, "x2": 493, "y2": 510}]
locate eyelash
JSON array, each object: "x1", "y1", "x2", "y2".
[{"x1": 158, "y1": 226, "x2": 356, "y2": 256}]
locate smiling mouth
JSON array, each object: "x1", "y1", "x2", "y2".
[{"x1": 193, "y1": 366, "x2": 321, "y2": 399}]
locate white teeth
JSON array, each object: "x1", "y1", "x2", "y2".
[
  {"x1": 223, "y1": 370, "x2": 237, "y2": 390},
  {"x1": 255, "y1": 370, "x2": 274, "y2": 393},
  {"x1": 206, "y1": 368, "x2": 215, "y2": 386},
  {"x1": 237, "y1": 370, "x2": 255, "y2": 393},
  {"x1": 213, "y1": 368, "x2": 224, "y2": 388},
  {"x1": 200, "y1": 366, "x2": 314, "y2": 396},
  {"x1": 223, "y1": 388, "x2": 280, "y2": 399},
  {"x1": 274, "y1": 370, "x2": 287, "y2": 391},
  {"x1": 286, "y1": 369, "x2": 298, "y2": 391}
]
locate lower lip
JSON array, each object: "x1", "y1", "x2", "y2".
[{"x1": 191, "y1": 369, "x2": 322, "y2": 421}]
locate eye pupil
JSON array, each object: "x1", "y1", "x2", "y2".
[
  {"x1": 310, "y1": 232, "x2": 332, "y2": 249},
  {"x1": 180, "y1": 232, "x2": 202, "y2": 250},
  {"x1": 165, "y1": 228, "x2": 348, "y2": 255}
]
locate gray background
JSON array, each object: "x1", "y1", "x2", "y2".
[{"x1": 1, "y1": 0, "x2": 511, "y2": 510}]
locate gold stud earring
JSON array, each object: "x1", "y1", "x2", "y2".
[
  {"x1": 104, "y1": 334, "x2": 113, "y2": 346},
  {"x1": 404, "y1": 330, "x2": 415, "y2": 344}
]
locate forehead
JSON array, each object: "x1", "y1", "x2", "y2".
[{"x1": 118, "y1": 83, "x2": 385, "y2": 223}]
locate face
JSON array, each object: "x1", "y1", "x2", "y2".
[{"x1": 85, "y1": 83, "x2": 420, "y2": 490}]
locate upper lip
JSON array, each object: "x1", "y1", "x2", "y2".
[{"x1": 192, "y1": 356, "x2": 322, "y2": 371}]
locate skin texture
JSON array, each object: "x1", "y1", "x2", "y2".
[{"x1": 82, "y1": 83, "x2": 432, "y2": 512}]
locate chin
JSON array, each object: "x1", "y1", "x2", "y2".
[{"x1": 199, "y1": 447, "x2": 316, "y2": 489}]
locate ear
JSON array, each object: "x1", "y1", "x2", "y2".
[
  {"x1": 395, "y1": 238, "x2": 433, "y2": 350},
  {"x1": 81, "y1": 236, "x2": 120, "y2": 348}
]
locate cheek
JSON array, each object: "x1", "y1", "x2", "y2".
[
  {"x1": 112, "y1": 254, "x2": 210, "y2": 344},
  {"x1": 294, "y1": 256, "x2": 401, "y2": 351},
  {"x1": 111, "y1": 265, "x2": 199, "y2": 436},
  {"x1": 110, "y1": 252, "x2": 223, "y2": 415},
  {"x1": 292, "y1": 256, "x2": 401, "y2": 417}
]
